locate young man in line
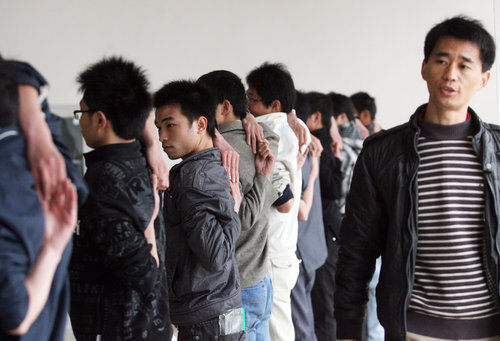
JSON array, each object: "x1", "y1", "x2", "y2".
[
  {"x1": 291, "y1": 90, "x2": 328, "y2": 341},
  {"x1": 246, "y1": 62, "x2": 306, "y2": 341},
  {"x1": 330, "y1": 92, "x2": 382, "y2": 340},
  {"x1": 69, "y1": 57, "x2": 172, "y2": 341},
  {"x1": 297, "y1": 91, "x2": 342, "y2": 341},
  {"x1": 155, "y1": 80, "x2": 245, "y2": 341},
  {"x1": 0, "y1": 58, "x2": 78, "y2": 341},
  {"x1": 335, "y1": 16, "x2": 499, "y2": 340},
  {"x1": 197, "y1": 70, "x2": 278, "y2": 341},
  {"x1": 350, "y1": 91, "x2": 381, "y2": 136}
]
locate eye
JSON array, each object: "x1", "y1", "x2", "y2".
[{"x1": 166, "y1": 124, "x2": 175, "y2": 128}]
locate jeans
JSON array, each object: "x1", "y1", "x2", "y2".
[{"x1": 242, "y1": 273, "x2": 273, "y2": 341}]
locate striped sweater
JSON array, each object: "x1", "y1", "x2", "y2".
[{"x1": 407, "y1": 117, "x2": 500, "y2": 338}]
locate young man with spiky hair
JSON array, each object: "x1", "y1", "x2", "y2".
[
  {"x1": 198, "y1": 70, "x2": 278, "y2": 341},
  {"x1": 336, "y1": 16, "x2": 499, "y2": 340},
  {"x1": 246, "y1": 62, "x2": 306, "y2": 341},
  {"x1": 0, "y1": 58, "x2": 78, "y2": 341},
  {"x1": 295, "y1": 91, "x2": 342, "y2": 341},
  {"x1": 350, "y1": 91, "x2": 380, "y2": 135},
  {"x1": 69, "y1": 56, "x2": 172, "y2": 341},
  {"x1": 154, "y1": 80, "x2": 245, "y2": 341}
]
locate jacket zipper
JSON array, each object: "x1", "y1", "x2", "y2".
[{"x1": 402, "y1": 129, "x2": 420, "y2": 336}]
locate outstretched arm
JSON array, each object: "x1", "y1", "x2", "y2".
[
  {"x1": 242, "y1": 113, "x2": 265, "y2": 154},
  {"x1": 8, "y1": 179, "x2": 77, "y2": 336},
  {"x1": 18, "y1": 85, "x2": 66, "y2": 200},
  {"x1": 213, "y1": 129, "x2": 240, "y2": 183},
  {"x1": 142, "y1": 113, "x2": 169, "y2": 190},
  {"x1": 298, "y1": 136, "x2": 322, "y2": 221}
]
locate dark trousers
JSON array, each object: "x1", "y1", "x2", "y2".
[
  {"x1": 177, "y1": 316, "x2": 247, "y2": 341},
  {"x1": 291, "y1": 261, "x2": 318, "y2": 341},
  {"x1": 311, "y1": 245, "x2": 339, "y2": 341}
]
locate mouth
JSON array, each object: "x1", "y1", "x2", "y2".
[{"x1": 440, "y1": 85, "x2": 457, "y2": 96}]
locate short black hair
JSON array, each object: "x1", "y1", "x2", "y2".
[
  {"x1": 329, "y1": 92, "x2": 355, "y2": 121},
  {"x1": 77, "y1": 56, "x2": 151, "y2": 140},
  {"x1": 305, "y1": 91, "x2": 333, "y2": 129},
  {"x1": 154, "y1": 80, "x2": 216, "y2": 138},
  {"x1": 0, "y1": 59, "x2": 19, "y2": 127},
  {"x1": 294, "y1": 90, "x2": 311, "y2": 123},
  {"x1": 424, "y1": 16, "x2": 496, "y2": 72},
  {"x1": 350, "y1": 92, "x2": 377, "y2": 120},
  {"x1": 197, "y1": 70, "x2": 247, "y2": 120},
  {"x1": 246, "y1": 62, "x2": 296, "y2": 113}
]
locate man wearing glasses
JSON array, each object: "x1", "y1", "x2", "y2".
[{"x1": 68, "y1": 56, "x2": 172, "y2": 341}]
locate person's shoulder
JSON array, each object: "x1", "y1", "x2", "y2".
[
  {"x1": 483, "y1": 122, "x2": 500, "y2": 133},
  {"x1": 176, "y1": 148, "x2": 226, "y2": 187},
  {"x1": 260, "y1": 122, "x2": 280, "y2": 142},
  {"x1": 363, "y1": 122, "x2": 410, "y2": 149}
]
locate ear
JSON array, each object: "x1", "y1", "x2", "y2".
[
  {"x1": 95, "y1": 111, "x2": 108, "y2": 128},
  {"x1": 312, "y1": 111, "x2": 322, "y2": 125},
  {"x1": 196, "y1": 116, "x2": 208, "y2": 134},
  {"x1": 421, "y1": 59, "x2": 428, "y2": 81},
  {"x1": 222, "y1": 99, "x2": 232, "y2": 117},
  {"x1": 270, "y1": 99, "x2": 282, "y2": 113},
  {"x1": 479, "y1": 70, "x2": 491, "y2": 90}
]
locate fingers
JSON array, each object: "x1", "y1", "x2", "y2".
[
  {"x1": 251, "y1": 134, "x2": 257, "y2": 154},
  {"x1": 231, "y1": 153, "x2": 239, "y2": 183},
  {"x1": 152, "y1": 173, "x2": 159, "y2": 191},
  {"x1": 38, "y1": 162, "x2": 53, "y2": 200},
  {"x1": 222, "y1": 151, "x2": 231, "y2": 178}
]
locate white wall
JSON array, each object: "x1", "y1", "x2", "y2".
[{"x1": 0, "y1": 0, "x2": 498, "y2": 128}]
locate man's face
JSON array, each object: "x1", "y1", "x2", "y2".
[
  {"x1": 155, "y1": 105, "x2": 201, "y2": 160},
  {"x1": 79, "y1": 100, "x2": 99, "y2": 148},
  {"x1": 421, "y1": 36, "x2": 490, "y2": 115},
  {"x1": 246, "y1": 88, "x2": 273, "y2": 117}
]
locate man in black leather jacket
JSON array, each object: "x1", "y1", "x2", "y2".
[
  {"x1": 335, "y1": 16, "x2": 499, "y2": 341},
  {"x1": 69, "y1": 57, "x2": 171, "y2": 341},
  {"x1": 154, "y1": 80, "x2": 245, "y2": 341}
]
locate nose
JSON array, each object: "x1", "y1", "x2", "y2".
[
  {"x1": 443, "y1": 63, "x2": 458, "y2": 81},
  {"x1": 158, "y1": 129, "x2": 167, "y2": 142}
]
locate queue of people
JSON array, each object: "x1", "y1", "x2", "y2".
[{"x1": 0, "y1": 15, "x2": 499, "y2": 341}]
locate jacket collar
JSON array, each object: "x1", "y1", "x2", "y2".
[
  {"x1": 218, "y1": 120, "x2": 244, "y2": 134},
  {"x1": 170, "y1": 147, "x2": 221, "y2": 174},
  {"x1": 409, "y1": 103, "x2": 483, "y2": 138},
  {"x1": 84, "y1": 140, "x2": 142, "y2": 167}
]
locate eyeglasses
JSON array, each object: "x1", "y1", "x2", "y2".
[
  {"x1": 246, "y1": 96, "x2": 262, "y2": 104},
  {"x1": 73, "y1": 109, "x2": 96, "y2": 120}
]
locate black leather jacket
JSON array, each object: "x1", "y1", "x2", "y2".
[
  {"x1": 335, "y1": 105, "x2": 500, "y2": 341},
  {"x1": 164, "y1": 148, "x2": 242, "y2": 326},
  {"x1": 69, "y1": 142, "x2": 171, "y2": 341}
]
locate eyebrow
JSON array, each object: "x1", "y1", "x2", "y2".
[{"x1": 436, "y1": 51, "x2": 474, "y2": 63}]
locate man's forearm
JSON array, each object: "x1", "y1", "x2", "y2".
[
  {"x1": 18, "y1": 85, "x2": 52, "y2": 143},
  {"x1": 9, "y1": 245, "x2": 62, "y2": 335}
]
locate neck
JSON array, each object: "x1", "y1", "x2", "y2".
[
  {"x1": 424, "y1": 101, "x2": 468, "y2": 125},
  {"x1": 95, "y1": 135, "x2": 136, "y2": 148},
  {"x1": 184, "y1": 136, "x2": 214, "y2": 159}
]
